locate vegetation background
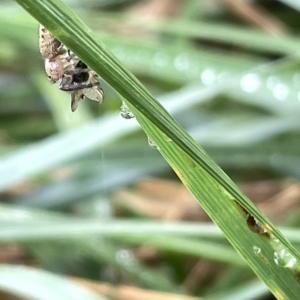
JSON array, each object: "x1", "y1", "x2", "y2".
[{"x1": 1, "y1": 0, "x2": 300, "y2": 299}]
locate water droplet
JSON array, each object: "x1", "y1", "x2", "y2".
[
  {"x1": 153, "y1": 52, "x2": 169, "y2": 67},
  {"x1": 174, "y1": 54, "x2": 189, "y2": 71},
  {"x1": 148, "y1": 137, "x2": 159, "y2": 150},
  {"x1": 253, "y1": 245, "x2": 261, "y2": 255},
  {"x1": 274, "y1": 249, "x2": 297, "y2": 268},
  {"x1": 240, "y1": 73, "x2": 261, "y2": 93},
  {"x1": 115, "y1": 249, "x2": 136, "y2": 266},
  {"x1": 297, "y1": 91, "x2": 300, "y2": 102},
  {"x1": 272, "y1": 84, "x2": 289, "y2": 101},
  {"x1": 253, "y1": 244, "x2": 271, "y2": 266},
  {"x1": 270, "y1": 235, "x2": 298, "y2": 269},
  {"x1": 201, "y1": 68, "x2": 216, "y2": 85},
  {"x1": 120, "y1": 103, "x2": 134, "y2": 119},
  {"x1": 217, "y1": 72, "x2": 230, "y2": 83},
  {"x1": 163, "y1": 134, "x2": 172, "y2": 142},
  {"x1": 266, "y1": 76, "x2": 280, "y2": 90},
  {"x1": 292, "y1": 73, "x2": 300, "y2": 86}
]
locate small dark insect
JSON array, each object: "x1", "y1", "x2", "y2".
[{"x1": 38, "y1": 25, "x2": 104, "y2": 111}]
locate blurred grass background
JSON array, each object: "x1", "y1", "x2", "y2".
[{"x1": 2, "y1": 0, "x2": 300, "y2": 299}]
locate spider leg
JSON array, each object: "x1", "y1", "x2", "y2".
[
  {"x1": 60, "y1": 81, "x2": 94, "y2": 92},
  {"x1": 66, "y1": 51, "x2": 75, "y2": 62},
  {"x1": 63, "y1": 68, "x2": 89, "y2": 76},
  {"x1": 58, "y1": 74, "x2": 74, "y2": 90},
  {"x1": 71, "y1": 92, "x2": 85, "y2": 112}
]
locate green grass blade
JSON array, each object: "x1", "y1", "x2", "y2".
[
  {"x1": 11, "y1": 0, "x2": 264, "y2": 225},
  {"x1": 1, "y1": 205, "x2": 300, "y2": 244},
  {"x1": 130, "y1": 103, "x2": 300, "y2": 297},
  {"x1": 207, "y1": 280, "x2": 268, "y2": 300},
  {"x1": 0, "y1": 265, "x2": 107, "y2": 300},
  {"x1": 13, "y1": 0, "x2": 300, "y2": 297},
  {"x1": 277, "y1": 0, "x2": 300, "y2": 11},
  {"x1": 145, "y1": 20, "x2": 300, "y2": 55}
]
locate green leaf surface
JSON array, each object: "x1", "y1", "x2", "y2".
[
  {"x1": 12, "y1": 0, "x2": 300, "y2": 298},
  {"x1": 1, "y1": 204, "x2": 300, "y2": 244}
]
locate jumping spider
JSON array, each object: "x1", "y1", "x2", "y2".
[{"x1": 39, "y1": 25, "x2": 104, "y2": 111}]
